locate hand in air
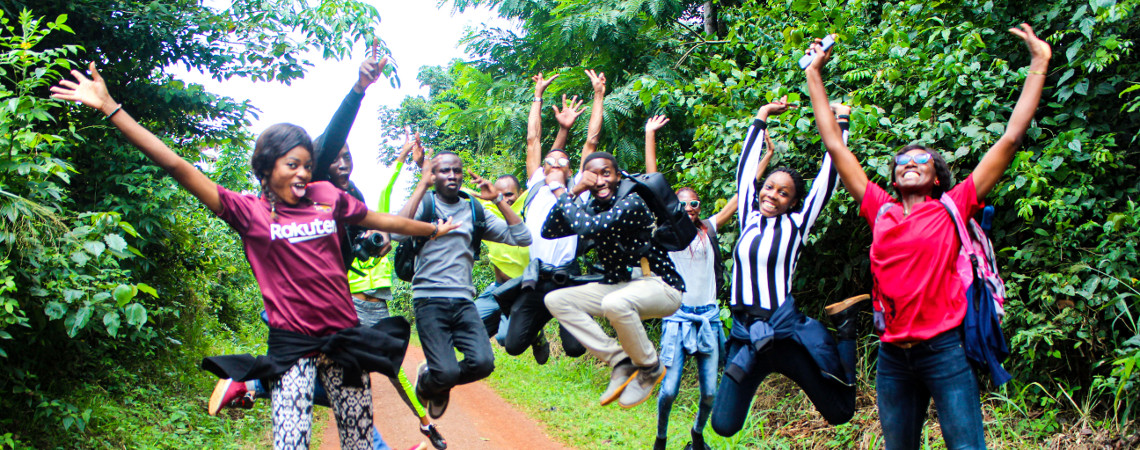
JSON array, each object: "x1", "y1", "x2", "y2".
[
  {"x1": 804, "y1": 35, "x2": 837, "y2": 73},
  {"x1": 756, "y1": 95, "x2": 796, "y2": 120},
  {"x1": 533, "y1": 72, "x2": 560, "y2": 96},
  {"x1": 1009, "y1": 23, "x2": 1052, "y2": 63},
  {"x1": 51, "y1": 62, "x2": 118, "y2": 115},
  {"x1": 553, "y1": 94, "x2": 585, "y2": 128},
  {"x1": 645, "y1": 115, "x2": 670, "y2": 133},
  {"x1": 433, "y1": 217, "x2": 463, "y2": 239},
  {"x1": 830, "y1": 103, "x2": 852, "y2": 117},
  {"x1": 468, "y1": 170, "x2": 501, "y2": 201},
  {"x1": 356, "y1": 39, "x2": 388, "y2": 93},
  {"x1": 585, "y1": 69, "x2": 606, "y2": 95},
  {"x1": 411, "y1": 134, "x2": 426, "y2": 168}
]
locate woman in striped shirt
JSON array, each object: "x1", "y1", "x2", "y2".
[{"x1": 710, "y1": 97, "x2": 866, "y2": 437}]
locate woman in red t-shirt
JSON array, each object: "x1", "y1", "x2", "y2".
[
  {"x1": 803, "y1": 25, "x2": 1051, "y2": 449},
  {"x1": 52, "y1": 63, "x2": 457, "y2": 450}
]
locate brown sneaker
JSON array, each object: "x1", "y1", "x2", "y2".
[
  {"x1": 618, "y1": 362, "x2": 665, "y2": 409},
  {"x1": 599, "y1": 359, "x2": 638, "y2": 406}
]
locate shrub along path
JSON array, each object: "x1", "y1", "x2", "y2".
[{"x1": 319, "y1": 343, "x2": 569, "y2": 450}]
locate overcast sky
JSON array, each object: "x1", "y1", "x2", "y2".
[{"x1": 176, "y1": 1, "x2": 511, "y2": 209}]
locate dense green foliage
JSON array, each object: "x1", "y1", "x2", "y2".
[
  {"x1": 0, "y1": 1, "x2": 390, "y2": 447},
  {"x1": 382, "y1": 0, "x2": 1140, "y2": 435}
]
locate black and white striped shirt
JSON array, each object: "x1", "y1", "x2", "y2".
[{"x1": 730, "y1": 119, "x2": 848, "y2": 318}]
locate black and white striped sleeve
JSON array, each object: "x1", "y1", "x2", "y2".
[
  {"x1": 735, "y1": 119, "x2": 767, "y2": 222},
  {"x1": 794, "y1": 123, "x2": 851, "y2": 241}
]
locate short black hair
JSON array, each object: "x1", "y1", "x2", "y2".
[
  {"x1": 582, "y1": 151, "x2": 619, "y2": 170},
  {"x1": 251, "y1": 123, "x2": 313, "y2": 182},
  {"x1": 496, "y1": 174, "x2": 521, "y2": 192}
]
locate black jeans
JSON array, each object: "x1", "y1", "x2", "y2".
[
  {"x1": 414, "y1": 297, "x2": 495, "y2": 397},
  {"x1": 710, "y1": 337, "x2": 855, "y2": 437},
  {"x1": 502, "y1": 278, "x2": 587, "y2": 357}
]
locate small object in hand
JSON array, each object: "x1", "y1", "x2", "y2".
[{"x1": 798, "y1": 34, "x2": 836, "y2": 70}]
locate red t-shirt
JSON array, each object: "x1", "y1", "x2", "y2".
[
  {"x1": 215, "y1": 181, "x2": 369, "y2": 336},
  {"x1": 860, "y1": 175, "x2": 981, "y2": 343}
]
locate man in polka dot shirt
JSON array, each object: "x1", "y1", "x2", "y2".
[{"x1": 541, "y1": 150, "x2": 684, "y2": 410}]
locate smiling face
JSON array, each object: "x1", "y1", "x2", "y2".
[
  {"x1": 327, "y1": 146, "x2": 353, "y2": 191},
  {"x1": 758, "y1": 171, "x2": 797, "y2": 217},
  {"x1": 494, "y1": 177, "x2": 520, "y2": 205},
  {"x1": 432, "y1": 153, "x2": 464, "y2": 202},
  {"x1": 583, "y1": 158, "x2": 621, "y2": 201},
  {"x1": 892, "y1": 148, "x2": 936, "y2": 195},
  {"x1": 677, "y1": 189, "x2": 700, "y2": 224},
  {"x1": 543, "y1": 149, "x2": 572, "y2": 179},
  {"x1": 268, "y1": 146, "x2": 313, "y2": 204}
]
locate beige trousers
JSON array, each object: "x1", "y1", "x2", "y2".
[{"x1": 544, "y1": 276, "x2": 681, "y2": 368}]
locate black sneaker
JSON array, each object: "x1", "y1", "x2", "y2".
[
  {"x1": 427, "y1": 389, "x2": 450, "y2": 419},
  {"x1": 532, "y1": 331, "x2": 551, "y2": 365},
  {"x1": 414, "y1": 362, "x2": 431, "y2": 415},
  {"x1": 420, "y1": 423, "x2": 447, "y2": 450},
  {"x1": 826, "y1": 294, "x2": 870, "y2": 340}
]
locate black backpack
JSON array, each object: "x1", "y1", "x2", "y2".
[
  {"x1": 614, "y1": 172, "x2": 699, "y2": 253},
  {"x1": 393, "y1": 191, "x2": 486, "y2": 282}
]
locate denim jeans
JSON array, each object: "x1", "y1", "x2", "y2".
[
  {"x1": 414, "y1": 297, "x2": 495, "y2": 397},
  {"x1": 877, "y1": 330, "x2": 985, "y2": 450},
  {"x1": 656, "y1": 304, "x2": 720, "y2": 440},
  {"x1": 474, "y1": 282, "x2": 509, "y2": 346}
]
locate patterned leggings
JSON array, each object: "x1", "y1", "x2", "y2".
[{"x1": 271, "y1": 355, "x2": 373, "y2": 450}]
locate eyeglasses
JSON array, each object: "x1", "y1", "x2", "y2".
[
  {"x1": 683, "y1": 200, "x2": 700, "y2": 208},
  {"x1": 544, "y1": 157, "x2": 569, "y2": 168},
  {"x1": 895, "y1": 152, "x2": 932, "y2": 165}
]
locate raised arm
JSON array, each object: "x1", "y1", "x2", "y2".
[
  {"x1": 551, "y1": 94, "x2": 585, "y2": 152},
  {"x1": 397, "y1": 151, "x2": 434, "y2": 220},
  {"x1": 644, "y1": 115, "x2": 670, "y2": 173},
  {"x1": 526, "y1": 73, "x2": 559, "y2": 177},
  {"x1": 52, "y1": 63, "x2": 221, "y2": 213},
  {"x1": 711, "y1": 194, "x2": 739, "y2": 230},
  {"x1": 580, "y1": 69, "x2": 606, "y2": 172},
  {"x1": 378, "y1": 129, "x2": 417, "y2": 214},
  {"x1": 469, "y1": 170, "x2": 523, "y2": 226},
  {"x1": 736, "y1": 98, "x2": 793, "y2": 219},
  {"x1": 312, "y1": 56, "x2": 387, "y2": 182},
  {"x1": 972, "y1": 23, "x2": 1052, "y2": 200},
  {"x1": 358, "y1": 211, "x2": 460, "y2": 238},
  {"x1": 805, "y1": 37, "x2": 869, "y2": 202},
  {"x1": 754, "y1": 116, "x2": 777, "y2": 182}
]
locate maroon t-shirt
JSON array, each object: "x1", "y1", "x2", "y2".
[
  {"x1": 215, "y1": 181, "x2": 369, "y2": 336},
  {"x1": 860, "y1": 175, "x2": 981, "y2": 343}
]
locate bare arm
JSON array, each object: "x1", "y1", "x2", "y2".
[
  {"x1": 52, "y1": 63, "x2": 222, "y2": 213},
  {"x1": 644, "y1": 115, "x2": 669, "y2": 173},
  {"x1": 357, "y1": 211, "x2": 459, "y2": 237},
  {"x1": 712, "y1": 194, "x2": 739, "y2": 229},
  {"x1": 397, "y1": 152, "x2": 434, "y2": 220},
  {"x1": 526, "y1": 73, "x2": 559, "y2": 177},
  {"x1": 972, "y1": 23, "x2": 1052, "y2": 200},
  {"x1": 469, "y1": 171, "x2": 523, "y2": 226},
  {"x1": 580, "y1": 69, "x2": 606, "y2": 172},
  {"x1": 805, "y1": 37, "x2": 869, "y2": 202}
]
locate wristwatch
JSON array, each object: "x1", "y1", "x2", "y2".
[
  {"x1": 495, "y1": 192, "x2": 505, "y2": 204},
  {"x1": 547, "y1": 181, "x2": 565, "y2": 192}
]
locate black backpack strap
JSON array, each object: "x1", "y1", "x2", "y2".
[
  {"x1": 467, "y1": 193, "x2": 487, "y2": 260},
  {"x1": 521, "y1": 178, "x2": 545, "y2": 217}
]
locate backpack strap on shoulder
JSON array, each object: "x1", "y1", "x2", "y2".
[
  {"x1": 938, "y1": 194, "x2": 977, "y2": 257},
  {"x1": 522, "y1": 179, "x2": 545, "y2": 217},
  {"x1": 466, "y1": 192, "x2": 487, "y2": 260}
]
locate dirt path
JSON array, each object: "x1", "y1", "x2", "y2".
[{"x1": 319, "y1": 344, "x2": 570, "y2": 450}]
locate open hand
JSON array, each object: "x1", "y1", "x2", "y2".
[
  {"x1": 51, "y1": 62, "x2": 118, "y2": 115},
  {"x1": 1009, "y1": 23, "x2": 1052, "y2": 63},
  {"x1": 553, "y1": 94, "x2": 585, "y2": 129},
  {"x1": 411, "y1": 134, "x2": 425, "y2": 168},
  {"x1": 433, "y1": 217, "x2": 463, "y2": 239},
  {"x1": 468, "y1": 170, "x2": 500, "y2": 201},
  {"x1": 756, "y1": 95, "x2": 796, "y2": 120},
  {"x1": 356, "y1": 40, "x2": 388, "y2": 93},
  {"x1": 533, "y1": 72, "x2": 560, "y2": 96},
  {"x1": 645, "y1": 115, "x2": 670, "y2": 133},
  {"x1": 585, "y1": 69, "x2": 606, "y2": 95}
]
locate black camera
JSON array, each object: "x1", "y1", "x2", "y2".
[{"x1": 352, "y1": 232, "x2": 390, "y2": 261}]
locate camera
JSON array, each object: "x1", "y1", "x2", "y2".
[{"x1": 352, "y1": 232, "x2": 390, "y2": 261}]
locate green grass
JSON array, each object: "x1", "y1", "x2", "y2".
[{"x1": 480, "y1": 325, "x2": 1137, "y2": 449}]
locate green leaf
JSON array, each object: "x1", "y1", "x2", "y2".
[
  {"x1": 137, "y1": 283, "x2": 158, "y2": 298},
  {"x1": 70, "y1": 250, "x2": 89, "y2": 266},
  {"x1": 44, "y1": 301, "x2": 66, "y2": 320},
  {"x1": 104, "y1": 234, "x2": 127, "y2": 252},
  {"x1": 112, "y1": 285, "x2": 136, "y2": 307},
  {"x1": 124, "y1": 303, "x2": 147, "y2": 327},
  {"x1": 83, "y1": 240, "x2": 105, "y2": 257},
  {"x1": 68, "y1": 306, "x2": 92, "y2": 337},
  {"x1": 103, "y1": 311, "x2": 120, "y2": 337}
]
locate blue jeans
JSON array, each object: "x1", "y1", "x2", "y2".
[
  {"x1": 474, "y1": 282, "x2": 509, "y2": 346},
  {"x1": 656, "y1": 305, "x2": 720, "y2": 440},
  {"x1": 877, "y1": 330, "x2": 985, "y2": 450}
]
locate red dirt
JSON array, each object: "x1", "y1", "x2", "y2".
[{"x1": 319, "y1": 344, "x2": 570, "y2": 450}]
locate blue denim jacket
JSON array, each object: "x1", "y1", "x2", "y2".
[
  {"x1": 660, "y1": 304, "x2": 724, "y2": 367},
  {"x1": 725, "y1": 296, "x2": 849, "y2": 386}
]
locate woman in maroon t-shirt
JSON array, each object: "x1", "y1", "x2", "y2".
[
  {"x1": 803, "y1": 25, "x2": 1051, "y2": 449},
  {"x1": 52, "y1": 63, "x2": 457, "y2": 450}
]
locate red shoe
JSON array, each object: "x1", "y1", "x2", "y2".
[{"x1": 208, "y1": 379, "x2": 252, "y2": 415}]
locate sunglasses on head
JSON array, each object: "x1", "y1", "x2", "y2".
[
  {"x1": 683, "y1": 200, "x2": 700, "y2": 208},
  {"x1": 895, "y1": 152, "x2": 932, "y2": 165},
  {"x1": 544, "y1": 157, "x2": 569, "y2": 168}
]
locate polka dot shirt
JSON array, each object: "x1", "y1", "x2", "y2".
[{"x1": 541, "y1": 191, "x2": 685, "y2": 292}]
